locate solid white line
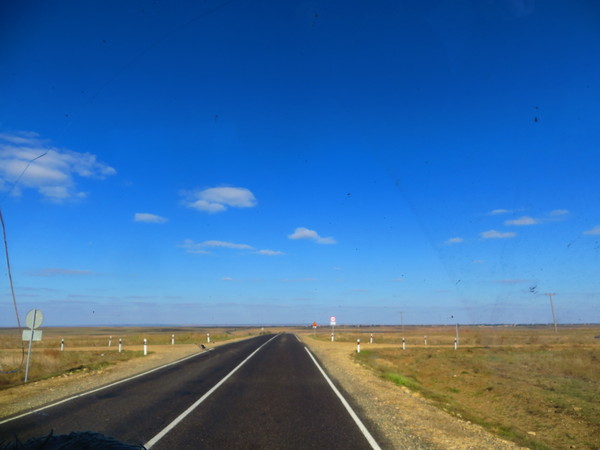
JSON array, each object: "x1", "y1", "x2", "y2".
[
  {"x1": 144, "y1": 334, "x2": 279, "y2": 449},
  {"x1": 294, "y1": 334, "x2": 302, "y2": 343},
  {"x1": 304, "y1": 347, "x2": 382, "y2": 450},
  {"x1": 0, "y1": 348, "x2": 215, "y2": 426}
]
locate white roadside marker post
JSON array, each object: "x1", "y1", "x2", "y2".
[
  {"x1": 454, "y1": 337, "x2": 458, "y2": 350},
  {"x1": 329, "y1": 316, "x2": 337, "y2": 342},
  {"x1": 108, "y1": 336, "x2": 112, "y2": 347},
  {"x1": 60, "y1": 338, "x2": 64, "y2": 352},
  {"x1": 118, "y1": 338, "x2": 122, "y2": 353},
  {"x1": 357, "y1": 339, "x2": 361, "y2": 353},
  {"x1": 402, "y1": 337, "x2": 406, "y2": 351},
  {"x1": 424, "y1": 335, "x2": 427, "y2": 346},
  {"x1": 144, "y1": 338, "x2": 148, "y2": 356},
  {"x1": 207, "y1": 333, "x2": 210, "y2": 343},
  {"x1": 369, "y1": 334, "x2": 373, "y2": 344},
  {"x1": 171, "y1": 334, "x2": 175, "y2": 345}
]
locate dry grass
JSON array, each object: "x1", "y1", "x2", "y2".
[
  {"x1": 311, "y1": 325, "x2": 600, "y2": 449},
  {"x1": 0, "y1": 348, "x2": 144, "y2": 388},
  {"x1": 317, "y1": 324, "x2": 600, "y2": 347},
  {"x1": 0, "y1": 326, "x2": 269, "y2": 388}
]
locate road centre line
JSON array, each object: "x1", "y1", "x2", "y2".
[
  {"x1": 0, "y1": 348, "x2": 215, "y2": 426},
  {"x1": 304, "y1": 347, "x2": 382, "y2": 450},
  {"x1": 144, "y1": 334, "x2": 280, "y2": 449}
]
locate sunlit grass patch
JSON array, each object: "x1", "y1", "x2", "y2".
[
  {"x1": 352, "y1": 344, "x2": 600, "y2": 449},
  {"x1": 0, "y1": 349, "x2": 144, "y2": 389},
  {"x1": 383, "y1": 372, "x2": 420, "y2": 390}
]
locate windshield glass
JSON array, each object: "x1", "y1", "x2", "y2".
[{"x1": 1, "y1": 1, "x2": 599, "y2": 327}]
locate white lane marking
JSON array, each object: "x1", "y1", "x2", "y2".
[
  {"x1": 145, "y1": 334, "x2": 280, "y2": 449},
  {"x1": 304, "y1": 347, "x2": 382, "y2": 450},
  {"x1": 0, "y1": 349, "x2": 214, "y2": 425},
  {"x1": 294, "y1": 334, "x2": 302, "y2": 343}
]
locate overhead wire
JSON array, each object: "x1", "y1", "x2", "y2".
[{"x1": 0, "y1": 151, "x2": 47, "y2": 373}]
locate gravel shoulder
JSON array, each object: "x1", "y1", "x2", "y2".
[{"x1": 300, "y1": 334, "x2": 523, "y2": 450}]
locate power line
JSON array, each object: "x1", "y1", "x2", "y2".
[
  {"x1": 545, "y1": 293, "x2": 558, "y2": 333},
  {"x1": 0, "y1": 207, "x2": 25, "y2": 372}
]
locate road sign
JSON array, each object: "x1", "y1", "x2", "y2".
[
  {"x1": 312, "y1": 322, "x2": 317, "y2": 328},
  {"x1": 25, "y1": 309, "x2": 43, "y2": 329},
  {"x1": 330, "y1": 316, "x2": 336, "y2": 326},
  {"x1": 23, "y1": 308, "x2": 44, "y2": 383},
  {"x1": 22, "y1": 330, "x2": 43, "y2": 341}
]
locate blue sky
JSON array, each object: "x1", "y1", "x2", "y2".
[{"x1": 1, "y1": 0, "x2": 600, "y2": 326}]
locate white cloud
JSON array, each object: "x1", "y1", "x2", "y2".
[
  {"x1": 186, "y1": 199, "x2": 226, "y2": 213},
  {"x1": 444, "y1": 237, "x2": 464, "y2": 245},
  {"x1": 549, "y1": 209, "x2": 569, "y2": 216},
  {"x1": 201, "y1": 240, "x2": 253, "y2": 249},
  {"x1": 489, "y1": 209, "x2": 512, "y2": 215},
  {"x1": 0, "y1": 131, "x2": 44, "y2": 146},
  {"x1": 0, "y1": 131, "x2": 116, "y2": 202},
  {"x1": 179, "y1": 239, "x2": 267, "y2": 254},
  {"x1": 180, "y1": 239, "x2": 282, "y2": 255},
  {"x1": 288, "y1": 227, "x2": 337, "y2": 244},
  {"x1": 179, "y1": 239, "x2": 211, "y2": 254},
  {"x1": 181, "y1": 187, "x2": 257, "y2": 213},
  {"x1": 39, "y1": 185, "x2": 74, "y2": 200},
  {"x1": 254, "y1": 249, "x2": 285, "y2": 256},
  {"x1": 504, "y1": 216, "x2": 538, "y2": 226},
  {"x1": 288, "y1": 227, "x2": 318, "y2": 240},
  {"x1": 134, "y1": 213, "x2": 167, "y2": 223},
  {"x1": 315, "y1": 236, "x2": 337, "y2": 244},
  {"x1": 496, "y1": 279, "x2": 535, "y2": 284},
  {"x1": 28, "y1": 267, "x2": 94, "y2": 277},
  {"x1": 480, "y1": 229, "x2": 516, "y2": 239},
  {"x1": 282, "y1": 277, "x2": 318, "y2": 282},
  {"x1": 583, "y1": 225, "x2": 600, "y2": 235}
]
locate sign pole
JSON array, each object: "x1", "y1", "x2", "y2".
[
  {"x1": 329, "y1": 316, "x2": 336, "y2": 342},
  {"x1": 24, "y1": 309, "x2": 38, "y2": 383}
]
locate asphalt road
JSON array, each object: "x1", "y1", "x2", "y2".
[{"x1": 0, "y1": 334, "x2": 384, "y2": 449}]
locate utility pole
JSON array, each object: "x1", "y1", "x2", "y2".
[
  {"x1": 400, "y1": 311, "x2": 404, "y2": 335},
  {"x1": 545, "y1": 293, "x2": 558, "y2": 333}
]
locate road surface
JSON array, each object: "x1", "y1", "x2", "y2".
[{"x1": 0, "y1": 334, "x2": 385, "y2": 449}]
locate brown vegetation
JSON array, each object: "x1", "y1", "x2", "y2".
[
  {"x1": 311, "y1": 325, "x2": 600, "y2": 449},
  {"x1": 0, "y1": 326, "x2": 265, "y2": 389}
]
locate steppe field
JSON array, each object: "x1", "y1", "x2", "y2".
[
  {"x1": 0, "y1": 326, "x2": 266, "y2": 388},
  {"x1": 306, "y1": 324, "x2": 600, "y2": 449},
  {"x1": 1, "y1": 324, "x2": 599, "y2": 449}
]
